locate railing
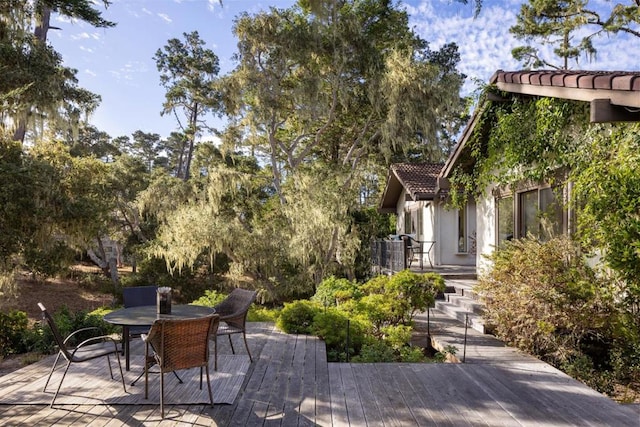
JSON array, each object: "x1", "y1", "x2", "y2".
[{"x1": 370, "y1": 239, "x2": 407, "y2": 274}]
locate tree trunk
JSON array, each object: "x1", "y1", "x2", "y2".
[{"x1": 183, "y1": 103, "x2": 199, "y2": 181}]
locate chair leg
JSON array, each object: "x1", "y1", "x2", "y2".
[
  {"x1": 214, "y1": 336, "x2": 218, "y2": 371},
  {"x1": 242, "y1": 332, "x2": 253, "y2": 362},
  {"x1": 43, "y1": 351, "x2": 62, "y2": 392},
  {"x1": 228, "y1": 334, "x2": 235, "y2": 354},
  {"x1": 50, "y1": 360, "x2": 72, "y2": 408},
  {"x1": 205, "y1": 364, "x2": 214, "y2": 407},
  {"x1": 160, "y1": 371, "x2": 165, "y2": 418},
  {"x1": 106, "y1": 354, "x2": 115, "y2": 379},
  {"x1": 144, "y1": 343, "x2": 150, "y2": 399},
  {"x1": 114, "y1": 349, "x2": 127, "y2": 393}
]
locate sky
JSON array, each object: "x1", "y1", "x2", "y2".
[{"x1": 50, "y1": 0, "x2": 639, "y2": 141}]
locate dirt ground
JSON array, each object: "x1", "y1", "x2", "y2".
[{"x1": 0, "y1": 267, "x2": 115, "y2": 376}]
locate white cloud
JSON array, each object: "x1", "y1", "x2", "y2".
[
  {"x1": 158, "y1": 13, "x2": 172, "y2": 23},
  {"x1": 85, "y1": 69, "x2": 97, "y2": 77},
  {"x1": 408, "y1": 3, "x2": 521, "y2": 93},
  {"x1": 141, "y1": 8, "x2": 153, "y2": 16},
  {"x1": 79, "y1": 45, "x2": 94, "y2": 53},
  {"x1": 71, "y1": 32, "x2": 100, "y2": 41}
]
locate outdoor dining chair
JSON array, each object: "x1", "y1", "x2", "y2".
[
  {"x1": 38, "y1": 302, "x2": 126, "y2": 407},
  {"x1": 142, "y1": 313, "x2": 220, "y2": 418},
  {"x1": 212, "y1": 288, "x2": 257, "y2": 370}
]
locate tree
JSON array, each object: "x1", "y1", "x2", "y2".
[
  {"x1": 154, "y1": 31, "x2": 222, "y2": 180},
  {"x1": 131, "y1": 130, "x2": 162, "y2": 171},
  {"x1": 218, "y1": 0, "x2": 463, "y2": 281},
  {"x1": 1, "y1": 0, "x2": 114, "y2": 142},
  {"x1": 510, "y1": 0, "x2": 640, "y2": 69}
]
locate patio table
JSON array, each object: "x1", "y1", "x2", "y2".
[{"x1": 104, "y1": 304, "x2": 215, "y2": 371}]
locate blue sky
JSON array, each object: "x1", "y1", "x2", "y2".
[{"x1": 50, "y1": 0, "x2": 638, "y2": 140}]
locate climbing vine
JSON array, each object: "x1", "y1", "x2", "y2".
[
  {"x1": 449, "y1": 86, "x2": 640, "y2": 316},
  {"x1": 448, "y1": 89, "x2": 589, "y2": 209}
]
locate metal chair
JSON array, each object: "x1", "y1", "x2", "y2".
[
  {"x1": 38, "y1": 302, "x2": 126, "y2": 407},
  {"x1": 121, "y1": 286, "x2": 157, "y2": 365},
  {"x1": 401, "y1": 234, "x2": 435, "y2": 269},
  {"x1": 142, "y1": 314, "x2": 220, "y2": 418},
  {"x1": 213, "y1": 288, "x2": 257, "y2": 370},
  {"x1": 122, "y1": 285, "x2": 158, "y2": 337}
]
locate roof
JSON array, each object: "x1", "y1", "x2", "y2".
[
  {"x1": 379, "y1": 163, "x2": 443, "y2": 213},
  {"x1": 495, "y1": 70, "x2": 640, "y2": 109},
  {"x1": 440, "y1": 69, "x2": 640, "y2": 181}
]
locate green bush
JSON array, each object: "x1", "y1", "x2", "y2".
[
  {"x1": 0, "y1": 310, "x2": 30, "y2": 357},
  {"x1": 276, "y1": 270, "x2": 446, "y2": 362},
  {"x1": 311, "y1": 276, "x2": 361, "y2": 307},
  {"x1": 351, "y1": 340, "x2": 396, "y2": 362},
  {"x1": 476, "y1": 236, "x2": 620, "y2": 374},
  {"x1": 276, "y1": 300, "x2": 321, "y2": 334},
  {"x1": 191, "y1": 289, "x2": 279, "y2": 322},
  {"x1": 191, "y1": 289, "x2": 226, "y2": 307},
  {"x1": 23, "y1": 242, "x2": 76, "y2": 279},
  {"x1": 312, "y1": 308, "x2": 367, "y2": 361},
  {"x1": 360, "y1": 270, "x2": 444, "y2": 328}
]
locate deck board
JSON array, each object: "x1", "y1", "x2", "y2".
[{"x1": 1, "y1": 321, "x2": 639, "y2": 426}]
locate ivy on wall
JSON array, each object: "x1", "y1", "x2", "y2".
[
  {"x1": 448, "y1": 90, "x2": 589, "y2": 208},
  {"x1": 449, "y1": 87, "x2": 640, "y2": 308}
]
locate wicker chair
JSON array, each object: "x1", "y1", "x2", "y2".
[
  {"x1": 38, "y1": 302, "x2": 126, "y2": 407},
  {"x1": 213, "y1": 288, "x2": 257, "y2": 370},
  {"x1": 143, "y1": 314, "x2": 219, "y2": 418}
]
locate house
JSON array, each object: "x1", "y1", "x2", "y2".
[
  {"x1": 438, "y1": 70, "x2": 640, "y2": 273},
  {"x1": 378, "y1": 162, "x2": 476, "y2": 269}
]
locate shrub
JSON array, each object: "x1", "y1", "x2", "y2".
[
  {"x1": 312, "y1": 308, "x2": 368, "y2": 361},
  {"x1": 476, "y1": 236, "x2": 619, "y2": 369},
  {"x1": 191, "y1": 289, "x2": 226, "y2": 307},
  {"x1": 358, "y1": 270, "x2": 445, "y2": 332},
  {"x1": 351, "y1": 340, "x2": 396, "y2": 362},
  {"x1": 276, "y1": 300, "x2": 322, "y2": 334},
  {"x1": 312, "y1": 276, "x2": 361, "y2": 307},
  {"x1": 0, "y1": 310, "x2": 30, "y2": 357}
]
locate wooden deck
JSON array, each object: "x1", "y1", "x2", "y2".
[{"x1": 1, "y1": 321, "x2": 638, "y2": 426}]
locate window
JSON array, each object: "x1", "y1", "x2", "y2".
[
  {"x1": 404, "y1": 211, "x2": 412, "y2": 234},
  {"x1": 457, "y1": 206, "x2": 467, "y2": 253},
  {"x1": 519, "y1": 190, "x2": 539, "y2": 238},
  {"x1": 540, "y1": 187, "x2": 563, "y2": 240},
  {"x1": 497, "y1": 186, "x2": 566, "y2": 245},
  {"x1": 497, "y1": 196, "x2": 514, "y2": 246}
]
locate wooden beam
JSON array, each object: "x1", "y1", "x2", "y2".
[{"x1": 591, "y1": 98, "x2": 640, "y2": 123}]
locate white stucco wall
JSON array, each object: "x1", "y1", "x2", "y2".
[
  {"x1": 476, "y1": 184, "x2": 497, "y2": 275},
  {"x1": 394, "y1": 195, "x2": 477, "y2": 268},
  {"x1": 436, "y1": 202, "x2": 476, "y2": 266}
]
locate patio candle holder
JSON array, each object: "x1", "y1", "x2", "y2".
[{"x1": 157, "y1": 287, "x2": 172, "y2": 314}]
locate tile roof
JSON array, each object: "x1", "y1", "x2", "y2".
[
  {"x1": 493, "y1": 70, "x2": 640, "y2": 109},
  {"x1": 496, "y1": 70, "x2": 640, "y2": 92},
  {"x1": 379, "y1": 162, "x2": 443, "y2": 213},
  {"x1": 391, "y1": 163, "x2": 443, "y2": 199}
]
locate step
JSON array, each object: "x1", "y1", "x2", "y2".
[
  {"x1": 443, "y1": 293, "x2": 484, "y2": 316},
  {"x1": 434, "y1": 299, "x2": 486, "y2": 334}
]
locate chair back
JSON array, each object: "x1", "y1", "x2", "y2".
[
  {"x1": 123, "y1": 285, "x2": 158, "y2": 308},
  {"x1": 146, "y1": 314, "x2": 219, "y2": 372},
  {"x1": 38, "y1": 303, "x2": 74, "y2": 362},
  {"x1": 214, "y1": 289, "x2": 257, "y2": 330}
]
